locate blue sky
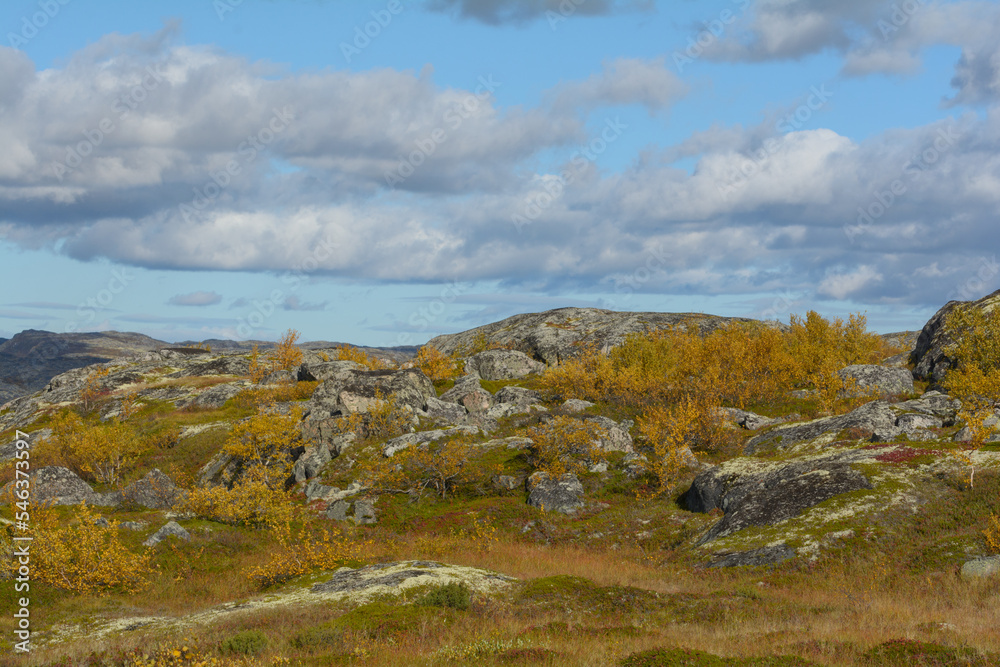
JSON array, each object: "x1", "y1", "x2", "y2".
[{"x1": 1, "y1": 0, "x2": 998, "y2": 345}]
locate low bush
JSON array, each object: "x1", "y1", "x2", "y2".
[
  {"x1": 416, "y1": 581, "x2": 472, "y2": 610},
  {"x1": 219, "y1": 629, "x2": 268, "y2": 656}
]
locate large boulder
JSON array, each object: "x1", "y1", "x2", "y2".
[
  {"x1": 427, "y1": 308, "x2": 777, "y2": 366},
  {"x1": 6, "y1": 466, "x2": 95, "y2": 505},
  {"x1": 689, "y1": 452, "x2": 874, "y2": 544},
  {"x1": 122, "y1": 469, "x2": 182, "y2": 509},
  {"x1": 297, "y1": 360, "x2": 363, "y2": 383},
  {"x1": 526, "y1": 471, "x2": 585, "y2": 514},
  {"x1": 439, "y1": 375, "x2": 495, "y2": 413},
  {"x1": 838, "y1": 364, "x2": 914, "y2": 396},
  {"x1": 911, "y1": 289, "x2": 1000, "y2": 383},
  {"x1": 143, "y1": 520, "x2": 190, "y2": 547},
  {"x1": 308, "y1": 367, "x2": 435, "y2": 418},
  {"x1": 893, "y1": 390, "x2": 961, "y2": 422},
  {"x1": 292, "y1": 445, "x2": 332, "y2": 483},
  {"x1": 744, "y1": 400, "x2": 897, "y2": 455},
  {"x1": 495, "y1": 386, "x2": 542, "y2": 407},
  {"x1": 464, "y1": 349, "x2": 546, "y2": 380},
  {"x1": 583, "y1": 415, "x2": 634, "y2": 453}
]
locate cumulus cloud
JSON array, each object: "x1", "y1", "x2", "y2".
[
  {"x1": 1, "y1": 30, "x2": 1000, "y2": 312},
  {"x1": 167, "y1": 291, "x2": 223, "y2": 306}
]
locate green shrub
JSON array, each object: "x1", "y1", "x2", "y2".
[
  {"x1": 219, "y1": 629, "x2": 268, "y2": 656},
  {"x1": 416, "y1": 582, "x2": 472, "y2": 610},
  {"x1": 620, "y1": 648, "x2": 819, "y2": 666},
  {"x1": 860, "y1": 639, "x2": 994, "y2": 666}
]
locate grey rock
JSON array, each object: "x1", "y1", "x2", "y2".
[
  {"x1": 719, "y1": 407, "x2": 778, "y2": 431},
  {"x1": 838, "y1": 364, "x2": 914, "y2": 396},
  {"x1": 896, "y1": 412, "x2": 943, "y2": 431},
  {"x1": 122, "y1": 521, "x2": 147, "y2": 531},
  {"x1": 262, "y1": 369, "x2": 297, "y2": 385},
  {"x1": 526, "y1": 471, "x2": 585, "y2": 514},
  {"x1": 311, "y1": 561, "x2": 493, "y2": 594},
  {"x1": 143, "y1": 520, "x2": 190, "y2": 547},
  {"x1": 325, "y1": 500, "x2": 350, "y2": 521},
  {"x1": 4, "y1": 466, "x2": 95, "y2": 505},
  {"x1": 187, "y1": 382, "x2": 247, "y2": 409},
  {"x1": 297, "y1": 360, "x2": 363, "y2": 383},
  {"x1": 309, "y1": 367, "x2": 435, "y2": 418},
  {"x1": 893, "y1": 391, "x2": 961, "y2": 423},
  {"x1": 495, "y1": 474, "x2": 526, "y2": 491},
  {"x1": 495, "y1": 386, "x2": 542, "y2": 406},
  {"x1": 122, "y1": 469, "x2": 182, "y2": 510},
  {"x1": 464, "y1": 349, "x2": 546, "y2": 380},
  {"x1": 293, "y1": 445, "x2": 332, "y2": 483},
  {"x1": 744, "y1": 400, "x2": 897, "y2": 455},
  {"x1": 173, "y1": 354, "x2": 251, "y2": 378},
  {"x1": 689, "y1": 454, "x2": 874, "y2": 544},
  {"x1": 583, "y1": 415, "x2": 634, "y2": 453},
  {"x1": 911, "y1": 291, "x2": 1000, "y2": 383},
  {"x1": 300, "y1": 419, "x2": 356, "y2": 456},
  {"x1": 422, "y1": 396, "x2": 469, "y2": 424},
  {"x1": 353, "y1": 499, "x2": 377, "y2": 525},
  {"x1": 562, "y1": 398, "x2": 594, "y2": 412},
  {"x1": 708, "y1": 545, "x2": 796, "y2": 568},
  {"x1": 960, "y1": 556, "x2": 1000, "y2": 580},
  {"x1": 305, "y1": 480, "x2": 337, "y2": 502}
]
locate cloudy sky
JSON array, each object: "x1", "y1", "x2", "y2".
[{"x1": 1, "y1": 0, "x2": 998, "y2": 345}]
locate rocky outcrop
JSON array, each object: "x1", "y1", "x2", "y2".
[
  {"x1": 911, "y1": 289, "x2": 1000, "y2": 383},
  {"x1": 427, "y1": 308, "x2": 776, "y2": 365},
  {"x1": 583, "y1": 415, "x2": 634, "y2": 453},
  {"x1": 708, "y1": 544, "x2": 796, "y2": 568},
  {"x1": 307, "y1": 367, "x2": 436, "y2": 418},
  {"x1": 122, "y1": 469, "x2": 182, "y2": 509},
  {"x1": 526, "y1": 471, "x2": 585, "y2": 514},
  {"x1": 464, "y1": 349, "x2": 546, "y2": 380},
  {"x1": 838, "y1": 365, "x2": 914, "y2": 396},
  {"x1": 689, "y1": 452, "x2": 874, "y2": 544},
  {"x1": 744, "y1": 400, "x2": 897, "y2": 455}
]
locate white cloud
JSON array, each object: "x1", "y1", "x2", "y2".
[{"x1": 167, "y1": 291, "x2": 223, "y2": 306}]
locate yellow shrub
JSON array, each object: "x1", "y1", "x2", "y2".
[
  {"x1": 985, "y1": 513, "x2": 1000, "y2": 554},
  {"x1": 80, "y1": 366, "x2": 111, "y2": 412},
  {"x1": 183, "y1": 472, "x2": 295, "y2": 528},
  {"x1": 538, "y1": 344, "x2": 615, "y2": 403},
  {"x1": 636, "y1": 399, "x2": 700, "y2": 496},
  {"x1": 223, "y1": 405, "x2": 303, "y2": 487},
  {"x1": 337, "y1": 345, "x2": 391, "y2": 370},
  {"x1": 247, "y1": 329, "x2": 305, "y2": 382},
  {"x1": 247, "y1": 518, "x2": 370, "y2": 588},
  {"x1": 30, "y1": 502, "x2": 152, "y2": 594},
  {"x1": 526, "y1": 416, "x2": 609, "y2": 477},
  {"x1": 37, "y1": 411, "x2": 144, "y2": 486},
  {"x1": 339, "y1": 388, "x2": 410, "y2": 443},
  {"x1": 361, "y1": 437, "x2": 498, "y2": 499},
  {"x1": 414, "y1": 345, "x2": 462, "y2": 382}
]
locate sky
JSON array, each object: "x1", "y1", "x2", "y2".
[{"x1": 0, "y1": 0, "x2": 998, "y2": 346}]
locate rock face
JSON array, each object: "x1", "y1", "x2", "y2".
[
  {"x1": 744, "y1": 400, "x2": 897, "y2": 455},
  {"x1": 708, "y1": 544, "x2": 796, "y2": 568},
  {"x1": 427, "y1": 308, "x2": 776, "y2": 365},
  {"x1": 838, "y1": 364, "x2": 914, "y2": 396},
  {"x1": 307, "y1": 367, "x2": 436, "y2": 418},
  {"x1": 526, "y1": 471, "x2": 585, "y2": 514},
  {"x1": 688, "y1": 451, "x2": 874, "y2": 544},
  {"x1": 911, "y1": 289, "x2": 1000, "y2": 383},
  {"x1": 464, "y1": 349, "x2": 546, "y2": 380},
  {"x1": 11, "y1": 466, "x2": 95, "y2": 505}
]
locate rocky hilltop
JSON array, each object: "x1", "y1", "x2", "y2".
[{"x1": 427, "y1": 307, "x2": 772, "y2": 364}]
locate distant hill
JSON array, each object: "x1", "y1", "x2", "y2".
[{"x1": 0, "y1": 330, "x2": 167, "y2": 405}]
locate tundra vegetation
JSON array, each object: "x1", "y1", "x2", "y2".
[{"x1": 0, "y1": 308, "x2": 998, "y2": 666}]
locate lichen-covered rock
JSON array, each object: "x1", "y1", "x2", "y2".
[
  {"x1": 838, "y1": 364, "x2": 914, "y2": 396},
  {"x1": 185, "y1": 382, "x2": 247, "y2": 409},
  {"x1": 583, "y1": 415, "x2": 634, "y2": 453},
  {"x1": 718, "y1": 407, "x2": 779, "y2": 430},
  {"x1": 744, "y1": 400, "x2": 897, "y2": 455},
  {"x1": 562, "y1": 398, "x2": 594, "y2": 412},
  {"x1": 439, "y1": 375, "x2": 493, "y2": 411},
  {"x1": 960, "y1": 555, "x2": 1000, "y2": 580},
  {"x1": 143, "y1": 520, "x2": 190, "y2": 547},
  {"x1": 297, "y1": 360, "x2": 363, "y2": 383},
  {"x1": 691, "y1": 455, "x2": 874, "y2": 544},
  {"x1": 464, "y1": 349, "x2": 546, "y2": 380},
  {"x1": 311, "y1": 560, "x2": 516, "y2": 599},
  {"x1": 381, "y1": 426, "x2": 479, "y2": 457},
  {"x1": 708, "y1": 544, "x2": 796, "y2": 568},
  {"x1": 894, "y1": 391, "x2": 961, "y2": 423},
  {"x1": 495, "y1": 385, "x2": 542, "y2": 406},
  {"x1": 422, "y1": 396, "x2": 469, "y2": 424},
  {"x1": 6, "y1": 466, "x2": 95, "y2": 505},
  {"x1": 526, "y1": 471, "x2": 585, "y2": 514},
  {"x1": 293, "y1": 444, "x2": 332, "y2": 482},
  {"x1": 308, "y1": 367, "x2": 435, "y2": 418},
  {"x1": 122, "y1": 469, "x2": 182, "y2": 509},
  {"x1": 911, "y1": 289, "x2": 1000, "y2": 383}
]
